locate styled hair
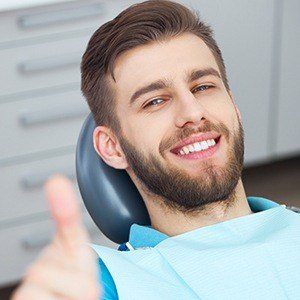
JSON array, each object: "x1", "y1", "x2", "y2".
[{"x1": 81, "y1": 0, "x2": 230, "y2": 136}]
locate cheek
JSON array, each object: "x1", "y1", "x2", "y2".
[
  {"x1": 209, "y1": 101, "x2": 232, "y2": 122},
  {"x1": 120, "y1": 104, "x2": 173, "y2": 156},
  {"x1": 126, "y1": 118, "x2": 165, "y2": 154},
  {"x1": 208, "y1": 101, "x2": 237, "y2": 138}
]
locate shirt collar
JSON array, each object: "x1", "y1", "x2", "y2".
[{"x1": 128, "y1": 197, "x2": 281, "y2": 249}]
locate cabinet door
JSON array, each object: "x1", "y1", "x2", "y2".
[
  {"x1": 275, "y1": 0, "x2": 300, "y2": 158},
  {"x1": 0, "y1": 89, "x2": 89, "y2": 161},
  {"x1": 180, "y1": 0, "x2": 275, "y2": 166},
  {"x1": 0, "y1": 213, "x2": 118, "y2": 287}
]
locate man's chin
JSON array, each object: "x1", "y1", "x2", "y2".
[{"x1": 164, "y1": 162, "x2": 223, "y2": 185}]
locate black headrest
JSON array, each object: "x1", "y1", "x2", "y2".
[{"x1": 76, "y1": 113, "x2": 151, "y2": 244}]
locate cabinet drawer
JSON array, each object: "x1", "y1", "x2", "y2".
[
  {"x1": 0, "y1": 35, "x2": 89, "y2": 98},
  {"x1": 0, "y1": 213, "x2": 118, "y2": 287},
  {"x1": 0, "y1": 89, "x2": 89, "y2": 161},
  {"x1": 0, "y1": 152, "x2": 84, "y2": 222},
  {"x1": 0, "y1": 0, "x2": 115, "y2": 45}
]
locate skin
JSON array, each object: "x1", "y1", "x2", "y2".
[
  {"x1": 93, "y1": 32, "x2": 253, "y2": 237},
  {"x1": 12, "y1": 32, "x2": 254, "y2": 299},
  {"x1": 12, "y1": 175, "x2": 101, "y2": 300}
]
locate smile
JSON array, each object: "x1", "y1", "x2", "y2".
[{"x1": 171, "y1": 136, "x2": 221, "y2": 161}]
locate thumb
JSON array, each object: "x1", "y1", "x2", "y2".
[{"x1": 44, "y1": 174, "x2": 89, "y2": 250}]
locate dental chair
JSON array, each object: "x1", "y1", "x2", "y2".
[
  {"x1": 76, "y1": 113, "x2": 151, "y2": 248},
  {"x1": 75, "y1": 113, "x2": 300, "y2": 248}
]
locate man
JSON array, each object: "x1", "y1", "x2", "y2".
[{"x1": 12, "y1": 0, "x2": 300, "y2": 299}]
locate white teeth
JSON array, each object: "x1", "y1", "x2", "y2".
[
  {"x1": 188, "y1": 144, "x2": 195, "y2": 152},
  {"x1": 177, "y1": 138, "x2": 217, "y2": 155},
  {"x1": 183, "y1": 146, "x2": 190, "y2": 154},
  {"x1": 200, "y1": 141, "x2": 209, "y2": 149},
  {"x1": 194, "y1": 142, "x2": 202, "y2": 151}
]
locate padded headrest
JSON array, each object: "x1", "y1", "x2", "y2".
[{"x1": 76, "y1": 113, "x2": 151, "y2": 244}]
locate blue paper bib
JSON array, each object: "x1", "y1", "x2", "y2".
[{"x1": 91, "y1": 202, "x2": 300, "y2": 299}]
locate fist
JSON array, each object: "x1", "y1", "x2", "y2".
[{"x1": 11, "y1": 175, "x2": 102, "y2": 300}]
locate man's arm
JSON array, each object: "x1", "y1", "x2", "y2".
[{"x1": 11, "y1": 174, "x2": 101, "y2": 300}]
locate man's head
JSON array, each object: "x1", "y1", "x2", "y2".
[{"x1": 81, "y1": 0, "x2": 245, "y2": 215}]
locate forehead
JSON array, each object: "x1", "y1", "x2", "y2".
[{"x1": 112, "y1": 32, "x2": 220, "y2": 97}]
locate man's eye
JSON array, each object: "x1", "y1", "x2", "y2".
[
  {"x1": 143, "y1": 85, "x2": 213, "y2": 109},
  {"x1": 192, "y1": 85, "x2": 214, "y2": 93},
  {"x1": 144, "y1": 98, "x2": 165, "y2": 108}
]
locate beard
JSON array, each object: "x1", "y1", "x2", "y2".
[{"x1": 117, "y1": 117, "x2": 245, "y2": 215}]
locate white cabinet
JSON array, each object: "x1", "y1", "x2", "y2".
[
  {"x1": 0, "y1": 211, "x2": 118, "y2": 287},
  {"x1": 0, "y1": 90, "x2": 88, "y2": 160},
  {"x1": 0, "y1": 0, "x2": 123, "y2": 287},
  {"x1": 274, "y1": 0, "x2": 300, "y2": 158},
  {"x1": 0, "y1": 153, "x2": 78, "y2": 222},
  {"x1": 0, "y1": 1, "x2": 117, "y2": 44}
]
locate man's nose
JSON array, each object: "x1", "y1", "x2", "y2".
[{"x1": 174, "y1": 91, "x2": 207, "y2": 128}]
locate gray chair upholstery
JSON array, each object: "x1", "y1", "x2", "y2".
[{"x1": 76, "y1": 113, "x2": 150, "y2": 245}]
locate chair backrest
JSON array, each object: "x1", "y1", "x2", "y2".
[{"x1": 76, "y1": 113, "x2": 151, "y2": 244}]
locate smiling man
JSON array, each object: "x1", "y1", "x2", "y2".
[
  {"x1": 87, "y1": 3, "x2": 250, "y2": 238},
  {"x1": 12, "y1": 1, "x2": 300, "y2": 300},
  {"x1": 91, "y1": 33, "x2": 251, "y2": 236}
]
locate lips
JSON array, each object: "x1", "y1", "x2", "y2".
[{"x1": 170, "y1": 132, "x2": 221, "y2": 154}]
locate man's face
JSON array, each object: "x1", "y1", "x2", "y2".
[{"x1": 111, "y1": 33, "x2": 244, "y2": 213}]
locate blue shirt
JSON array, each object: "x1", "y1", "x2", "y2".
[{"x1": 98, "y1": 196, "x2": 282, "y2": 299}]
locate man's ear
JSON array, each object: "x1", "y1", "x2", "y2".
[
  {"x1": 93, "y1": 126, "x2": 128, "y2": 169},
  {"x1": 228, "y1": 90, "x2": 242, "y2": 122}
]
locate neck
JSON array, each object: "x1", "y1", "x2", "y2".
[{"x1": 141, "y1": 179, "x2": 253, "y2": 237}]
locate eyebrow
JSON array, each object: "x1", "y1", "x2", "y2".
[
  {"x1": 129, "y1": 67, "x2": 221, "y2": 107},
  {"x1": 188, "y1": 67, "x2": 221, "y2": 83}
]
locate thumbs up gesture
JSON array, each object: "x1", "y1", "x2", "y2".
[{"x1": 11, "y1": 174, "x2": 101, "y2": 300}]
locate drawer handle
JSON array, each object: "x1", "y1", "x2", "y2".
[
  {"x1": 19, "y1": 105, "x2": 89, "y2": 127},
  {"x1": 20, "y1": 167, "x2": 76, "y2": 190},
  {"x1": 21, "y1": 225, "x2": 96, "y2": 250},
  {"x1": 17, "y1": 3, "x2": 104, "y2": 28},
  {"x1": 18, "y1": 53, "x2": 82, "y2": 74},
  {"x1": 21, "y1": 235, "x2": 52, "y2": 250}
]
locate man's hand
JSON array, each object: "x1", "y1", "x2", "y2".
[{"x1": 11, "y1": 174, "x2": 101, "y2": 300}]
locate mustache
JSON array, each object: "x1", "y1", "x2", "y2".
[{"x1": 160, "y1": 121, "x2": 230, "y2": 153}]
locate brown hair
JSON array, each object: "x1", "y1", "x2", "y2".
[{"x1": 81, "y1": 0, "x2": 230, "y2": 136}]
